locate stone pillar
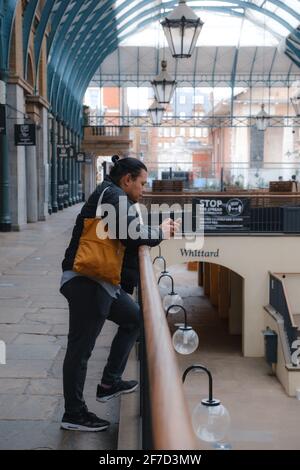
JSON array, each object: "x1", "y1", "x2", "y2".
[
  {"x1": 25, "y1": 145, "x2": 38, "y2": 222},
  {"x1": 229, "y1": 271, "x2": 243, "y2": 335},
  {"x1": 0, "y1": 70, "x2": 11, "y2": 231},
  {"x1": 71, "y1": 130, "x2": 76, "y2": 204},
  {"x1": 57, "y1": 121, "x2": 64, "y2": 210},
  {"x1": 67, "y1": 127, "x2": 73, "y2": 206},
  {"x1": 26, "y1": 96, "x2": 49, "y2": 222},
  {"x1": 37, "y1": 105, "x2": 49, "y2": 221},
  {"x1": 7, "y1": 82, "x2": 27, "y2": 230},
  {"x1": 51, "y1": 117, "x2": 58, "y2": 212},
  {"x1": 48, "y1": 114, "x2": 52, "y2": 214}
]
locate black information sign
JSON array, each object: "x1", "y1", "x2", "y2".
[
  {"x1": 0, "y1": 104, "x2": 6, "y2": 135},
  {"x1": 76, "y1": 152, "x2": 85, "y2": 162},
  {"x1": 84, "y1": 154, "x2": 92, "y2": 164},
  {"x1": 14, "y1": 124, "x2": 36, "y2": 146},
  {"x1": 57, "y1": 144, "x2": 71, "y2": 158},
  {"x1": 193, "y1": 197, "x2": 250, "y2": 232}
]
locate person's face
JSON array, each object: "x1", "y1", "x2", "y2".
[{"x1": 120, "y1": 169, "x2": 147, "y2": 203}]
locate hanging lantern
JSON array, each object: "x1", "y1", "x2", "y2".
[
  {"x1": 291, "y1": 95, "x2": 300, "y2": 116},
  {"x1": 151, "y1": 60, "x2": 177, "y2": 104},
  {"x1": 161, "y1": 0, "x2": 204, "y2": 59},
  {"x1": 255, "y1": 104, "x2": 270, "y2": 131},
  {"x1": 148, "y1": 99, "x2": 165, "y2": 126}
]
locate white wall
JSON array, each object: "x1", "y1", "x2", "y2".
[{"x1": 152, "y1": 236, "x2": 300, "y2": 357}]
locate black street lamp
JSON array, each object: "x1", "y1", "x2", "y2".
[
  {"x1": 161, "y1": 0, "x2": 204, "y2": 59},
  {"x1": 166, "y1": 304, "x2": 199, "y2": 354},
  {"x1": 151, "y1": 60, "x2": 176, "y2": 104},
  {"x1": 255, "y1": 103, "x2": 270, "y2": 131},
  {"x1": 158, "y1": 273, "x2": 183, "y2": 313},
  {"x1": 148, "y1": 98, "x2": 165, "y2": 126},
  {"x1": 182, "y1": 364, "x2": 230, "y2": 444}
]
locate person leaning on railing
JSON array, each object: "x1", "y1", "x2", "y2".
[{"x1": 59, "y1": 155, "x2": 180, "y2": 432}]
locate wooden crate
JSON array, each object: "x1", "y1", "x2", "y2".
[
  {"x1": 152, "y1": 180, "x2": 184, "y2": 193},
  {"x1": 269, "y1": 181, "x2": 298, "y2": 193}
]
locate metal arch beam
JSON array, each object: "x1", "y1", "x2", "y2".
[
  {"x1": 50, "y1": 0, "x2": 293, "y2": 110},
  {"x1": 67, "y1": 7, "x2": 263, "y2": 130},
  {"x1": 47, "y1": 0, "x2": 73, "y2": 53},
  {"x1": 60, "y1": 5, "x2": 245, "y2": 123},
  {"x1": 0, "y1": 0, "x2": 18, "y2": 70},
  {"x1": 22, "y1": 0, "x2": 39, "y2": 78},
  {"x1": 259, "y1": 0, "x2": 300, "y2": 23},
  {"x1": 66, "y1": 0, "x2": 295, "y2": 93},
  {"x1": 48, "y1": 0, "x2": 113, "y2": 108},
  {"x1": 34, "y1": 0, "x2": 56, "y2": 87},
  {"x1": 47, "y1": 0, "x2": 88, "y2": 104},
  {"x1": 52, "y1": 0, "x2": 299, "y2": 126}
]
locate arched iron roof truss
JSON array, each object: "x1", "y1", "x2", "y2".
[{"x1": 1, "y1": 0, "x2": 299, "y2": 133}]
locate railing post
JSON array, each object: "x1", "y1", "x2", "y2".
[{"x1": 138, "y1": 282, "x2": 153, "y2": 450}]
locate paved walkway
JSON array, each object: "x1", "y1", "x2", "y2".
[{"x1": 0, "y1": 206, "x2": 119, "y2": 450}]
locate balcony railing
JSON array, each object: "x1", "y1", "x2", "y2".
[{"x1": 138, "y1": 246, "x2": 197, "y2": 450}]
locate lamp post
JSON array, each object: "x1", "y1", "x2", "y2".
[
  {"x1": 182, "y1": 364, "x2": 230, "y2": 444},
  {"x1": 161, "y1": 0, "x2": 204, "y2": 59},
  {"x1": 148, "y1": 98, "x2": 165, "y2": 126},
  {"x1": 151, "y1": 60, "x2": 176, "y2": 104},
  {"x1": 255, "y1": 103, "x2": 270, "y2": 131},
  {"x1": 158, "y1": 273, "x2": 183, "y2": 313},
  {"x1": 166, "y1": 305, "x2": 199, "y2": 354},
  {"x1": 291, "y1": 95, "x2": 300, "y2": 116}
]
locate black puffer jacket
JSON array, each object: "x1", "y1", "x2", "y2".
[{"x1": 62, "y1": 176, "x2": 163, "y2": 294}]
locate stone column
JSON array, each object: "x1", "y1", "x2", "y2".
[
  {"x1": 66, "y1": 127, "x2": 72, "y2": 206},
  {"x1": 25, "y1": 144, "x2": 38, "y2": 222},
  {"x1": 51, "y1": 117, "x2": 58, "y2": 212},
  {"x1": 7, "y1": 82, "x2": 27, "y2": 230},
  {"x1": 37, "y1": 105, "x2": 49, "y2": 220},
  {"x1": 57, "y1": 121, "x2": 64, "y2": 210},
  {"x1": 0, "y1": 69, "x2": 11, "y2": 231}
]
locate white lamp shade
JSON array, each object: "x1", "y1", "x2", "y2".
[
  {"x1": 256, "y1": 104, "x2": 270, "y2": 131},
  {"x1": 148, "y1": 99, "x2": 165, "y2": 126},
  {"x1": 161, "y1": 0, "x2": 204, "y2": 58},
  {"x1": 163, "y1": 293, "x2": 183, "y2": 313},
  {"x1": 192, "y1": 402, "x2": 230, "y2": 443},
  {"x1": 172, "y1": 326, "x2": 199, "y2": 354},
  {"x1": 151, "y1": 60, "x2": 176, "y2": 104}
]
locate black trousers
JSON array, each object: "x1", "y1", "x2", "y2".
[{"x1": 60, "y1": 276, "x2": 140, "y2": 414}]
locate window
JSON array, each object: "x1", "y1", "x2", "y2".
[
  {"x1": 164, "y1": 128, "x2": 170, "y2": 137},
  {"x1": 179, "y1": 95, "x2": 186, "y2": 105},
  {"x1": 179, "y1": 112, "x2": 186, "y2": 118},
  {"x1": 193, "y1": 95, "x2": 204, "y2": 105},
  {"x1": 180, "y1": 128, "x2": 186, "y2": 137}
]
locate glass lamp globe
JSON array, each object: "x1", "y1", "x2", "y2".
[
  {"x1": 163, "y1": 294, "x2": 183, "y2": 313},
  {"x1": 172, "y1": 326, "x2": 199, "y2": 354},
  {"x1": 192, "y1": 402, "x2": 230, "y2": 443}
]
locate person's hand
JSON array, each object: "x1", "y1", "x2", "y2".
[
  {"x1": 160, "y1": 218, "x2": 181, "y2": 239},
  {"x1": 160, "y1": 218, "x2": 174, "y2": 239},
  {"x1": 172, "y1": 218, "x2": 181, "y2": 236}
]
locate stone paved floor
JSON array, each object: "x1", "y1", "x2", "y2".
[{"x1": 0, "y1": 206, "x2": 120, "y2": 450}]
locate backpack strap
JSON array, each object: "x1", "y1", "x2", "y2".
[{"x1": 95, "y1": 186, "x2": 110, "y2": 219}]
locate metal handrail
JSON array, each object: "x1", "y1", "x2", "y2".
[
  {"x1": 138, "y1": 245, "x2": 197, "y2": 450},
  {"x1": 269, "y1": 273, "x2": 298, "y2": 353}
]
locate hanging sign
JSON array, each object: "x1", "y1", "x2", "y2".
[
  {"x1": 76, "y1": 152, "x2": 85, "y2": 162},
  {"x1": 84, "y1": 154, "x2": 93, "y2": 164},
  {"x1": 14, "y1": 124, "x2": 36, "y2": 146},
  {"x1": 57, "y1": 144, "x2": 71, "y2": 158},
  {"x1": 193, "y1": 197, "x2": 250, "y2": 232},
  {"x1": 0, "y1": 104, "x2": 6, "y2": 135}
]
